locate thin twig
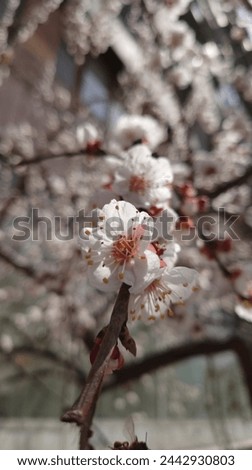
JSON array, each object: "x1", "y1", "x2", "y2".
[
  {"x1": 10, "y1": 148, "x2": 106, "y2": 167},
  {"x1": 0, "y1": 246, "x2": 76, "y2": 295},
  {"x1": 0, "y1": 248, "x2": 37, "y2": 278},
  {"x1": 197, "y1": 165, "x2": 252, "y2": 199}
]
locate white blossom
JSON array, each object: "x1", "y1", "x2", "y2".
[
  {"x1": 235, "y1": 301, "x2": 252, "y2": 323},
  {"x1": 76, "y1": 123, "x2": 100, "y2": 148},
  {"x1": 154, "y1": 14, "x2": 195, "y2": 60},
  {"x1": 114, "y1": 114, "x2": 167, "y2": 150},
  {"x1": 112, "y1": 144, "x2": 173, "y2": 209},
  {"x1": 232, "y1": 264, "x2": 252, "y2": 322},
  {"x1": 233, "y1": 264, "x2": 252, "y2": 300},
  {"x1": 128, "y1": 266, "x2": 199, "y2": 322},
  {"x1": 0, "y1": 334, "x2": 13, "y2": 353},
  {"x1": 80, "y1": 199, "x2": 160, "y2": 292},
  {"x1": 167, "y1": 0, "x2": 193, "y2": 15}
]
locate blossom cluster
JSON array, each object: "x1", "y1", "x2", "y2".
[{"x1": 80, "y1": 118, "x2": 199, "y2": 323}]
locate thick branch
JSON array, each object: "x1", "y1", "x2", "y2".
[
  {"x1": 0, "y1": 248, "x2": 37, "y2": 278},
  {"x1": 197, "y1": 165, "x2": 252, "y2": 199},
  {"x1": 71, "y1": 63, "x2": 86, "y2": 112},
  {"x1": 104, "y1": 335, "x2": 236, "y2": 391},
  {"x1": 61, "y1": 283, "x2": 130, "y2": 449},
  {"x1": 105, "y1": 321, "x2": 252, "y2": 409},
  {"x1": 242, "y1": 0, "x2": 252, "y2": 12},
  {"x1": 0, "y1": 246, "x2": 75, "y2": 295},
  {"x1": 1, "y1": 345, "x2": 85, "y2": 383}
]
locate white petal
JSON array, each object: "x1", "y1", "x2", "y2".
[
  {"x1": 115, "y1": 115, "x2": 166, "y2": 150},
  {"x1": 88, "y1": 262, "x2": 121, "y2": 293},
  {"x1": 161, "y1": 242, "x2": 180, "y2": 270},
  {"x1": 128, "y1": 250, "x2": 161, "y2": 293},
  {"x1": 114, "y1": 200, "x2": 138, "y2": 221},
  {"x1": 150, "y1": 157, "x2": 173, "y2": 183},
  {"x1": 235, "y1": 302, "x2": 252, "y2": 322},
  {"x1": 163, "y1": 267, "x2": 199, "y2": 303},
  {"x1": 128, "y1": 144, "x2": 152, "y2": 165},
  {"x1": 147, "y1": 186, "x2": 172, "y2": 204},
  {"x1": 128, "y1": 289, "x2": 170, "y2": 323}
]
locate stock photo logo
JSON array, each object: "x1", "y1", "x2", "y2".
[{"x1": 12, "y1": 207, "x2": 240, "y2": 243}]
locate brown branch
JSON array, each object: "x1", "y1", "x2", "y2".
[
  {"x1": 71, "y1": 63, "x2": 86, "y2": 112},
  {"x1": 104, "y1": 335, "x2": 236, "y2": 391},
  {"x1": 0, "y1": 246, "x2": 76, "y2": 295},
  {"x1": 105, "y1": 329, "x2": 252, "y2": 407},
  {"x1": 9, "y1": 148, "x2": 106, "y2": 167},
  {"x1": 78, "y1": 356, "x2": 110, "y2": 450},
  {"x1": 61, "y1": 283, "x2": 130, "y2": 449},
  {"x1": 0, "y1": 194, "x2": 19, "y2": 220},
  {"x1": 7, "y1": 1, "x2": 27, "y2": 46},
  {"x1": 12, "y1": 150, "x2": 86, "y2": 166},
  {"x1": 242, "y1": 0, "x2": 252, "y2": 12},
  {"x1": 1, "y1": 345, "x2": 85, "y2": 383},
  {"x1": 0, "y1": 247, "x2": 37, "y2": 278},
  {"x1": 0, "y1": 174, "x2": 26, "y2": 222},
  {"x1": 197, "y1": 165, "x2": 252, "y2": 199}
]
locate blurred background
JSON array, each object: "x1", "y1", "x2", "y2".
[{"x1": 1, "y1": 0, "x2": 252, "y2": 449}]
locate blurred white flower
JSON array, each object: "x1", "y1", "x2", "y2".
[
  {"x1": 154, "y1": 14, "x2": 195, "y2": 60},
  {"x1": 235, "y1": 301, "x2": 252, "y2": 323},
  {"x1": 114, "y1": 114, "x2": 167, "y2": 150},
  {"x1": 232, "y1": 263, "x2": 252, "y2": 300},
  {"x1": 112, "y1": 144, "x2": 173, "y2": 209},
  {"x1": 0, "y1": 334, "x2": 13, "y2": 353},
  {"x1": 155, "y1": 0, "x2": 192, "y2": 20},
  {"x1": 76, "y1": 123, "x2": 100, "y2": 149}
]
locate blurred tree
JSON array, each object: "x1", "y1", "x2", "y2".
[{"x1": 0, "y1": 0, "x2": 252, "y2": 449}]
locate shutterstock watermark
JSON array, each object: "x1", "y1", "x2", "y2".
[{"x1": 12, "y1": 208, "x2": 240, "y2": 243}]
